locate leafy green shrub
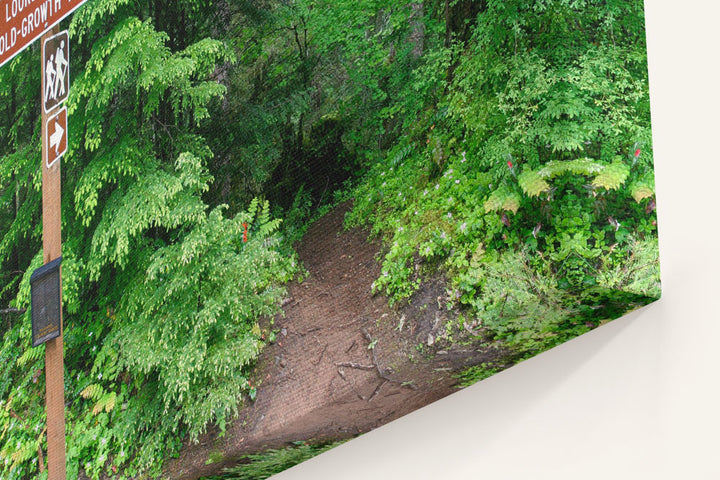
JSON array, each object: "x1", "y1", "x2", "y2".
[
  {"x1": 116, "y1": 198, "x2": 294, "y2": 440},
  {"x1": 455, "y1": 363, "x2": 503, "y2": 388},
  {"x1": 0, "y1": 198, "x2": 295, "y2": 479},
  {"x1": 204, "y1": 441, "x2": 345, "y2": 480},
  {"x1": 0, "y1": 0, "x2": 662, "y2": 477},
  {"x1": 0, "y1": 316, "x2": 47, "y2": 479},
  {"x1": 0, "y1": 0, "x2": 297, "y2": 474},
  {"x1": 347, "y1": 0, "x2": 660, "y2": 374}
]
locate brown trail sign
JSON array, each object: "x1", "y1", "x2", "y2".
[
  {"x1": 0, "y1": 0, "x2": 85, "y2": 68},
  {"x1": 38, "y1": 23, "x2": 68, "y2": 479},
  {"x1": 46, "y1": 106, "x2": 66, "y2": 167},
  {"x1": 42, "y1": 29, "x2": 69, "y2": 112},
  {"x1": 0, "y1": 0, "x2": 84, "y2": 471}
]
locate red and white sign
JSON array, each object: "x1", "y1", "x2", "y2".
[
  {"x1": 0, "y1": 0, "x2": 86, "y2": 68},
  {"x1": 45, "y1": 106, "x2": 66, "y2": 168}
]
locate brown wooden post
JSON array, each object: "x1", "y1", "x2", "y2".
[{"x1": 41, "y1": 25, "x2": 67, "y2": 480}]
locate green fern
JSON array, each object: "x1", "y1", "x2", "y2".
[
  {"x1": 538, "y1": 158, "x2": 604, "y2": 179},
  {"x1": 629, "y1": 172, "x2": 656, "y2": 202},
  {"x1": 80, "y1": 384, "x2": 105, "y2": 401},
  {"x1": 9, "y1": 443, "x2": 34, "y2": 469},
  {"x1": 117, "y1": 200, "x2": 295, "y2": 440},
  {"x1": 92, "y1": 392, "x2": 117, "y2": 416},
  {"x1": 16, "y1": 345, "x2": 43, "y2": 367},
  {"x1": 518, "y1": 169, "x2": 550, "y2": 197},
  {"x1": 630, "y1": 182, "x2": 654, "y2": 202},
  {"x1": 592, "y1": 159, "x2": 630, "y2": 190},
  {"x1": 484, "y1": 187, "x2": 521, "y2": 214},
  {"x1": 214, "y1": 441, "x2": 346, "y2": 480}
]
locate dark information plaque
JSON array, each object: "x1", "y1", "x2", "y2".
[{"x1": 30, "y1": 256, "x2": 62, "y2": 347}]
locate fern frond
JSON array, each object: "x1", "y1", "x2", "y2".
[
  {"x1": 539, "y1": 158, "x2": 603, "y2": 178},
  {"x1": 484, "y1": 187, "x2": 521, "y2": 214},
  {"x1": 629, "y1": 172, "x2": 656, "y2": 202},
  {"x1": 592, "y1": 159, "x2": 630, "y2": 190},
  {"x1": 518, "y1": 169, "x2": 550, "y2": 197},
  {"x1": 80, "y1": 384, "x2": 105, "y2": 401},
  {"x1": 92, "y1": 392, "x2": 117, "y2": 416},
  {"x1": 10, "y1": 443, "x2": 33, "y2": 467},
  {"x1": 630, "y1": 183, "x2": 654, "y2": 202},
  {"x1": 16, "y1": 345, "x2": 43, "y2": 367}
]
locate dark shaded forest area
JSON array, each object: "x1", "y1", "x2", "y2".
[{"x1": 0, "y1": 1, "x2": 659, "y2": 478}]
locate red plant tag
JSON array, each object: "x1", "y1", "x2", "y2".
[{"x1": 242, "y1": 223, "x2": 248, "y2": 243}]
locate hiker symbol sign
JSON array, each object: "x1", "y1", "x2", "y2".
[{"x1": 42, "y1": 29, "x2": 68, "y2": 113}]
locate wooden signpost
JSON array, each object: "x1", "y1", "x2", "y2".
[
  {"x1": 40, "y1": 25, "x2": 66, "y2": 479},
  {"x1": 2, "y1": 1, "x2": 86, "y2": 477}
]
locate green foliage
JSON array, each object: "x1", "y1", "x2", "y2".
[
  {"x1": 347, "y1": 0, "x2": 660, "y2": 378},
  {"x1": 0, "y1": 0, "x2": 661, "y2": 477},
  {"x1": 595, "y1": 237, "x2": 661, "y2": 298},
  {"x1": 203, "y1": 441, "x2": 346, "y2": 480},
  {"x1": 0, "y1": 311, "x2": 46, "y2": 479},
  {"x1": 629, "y1": 172, "x2": 656, "y2": 202},
  {"x1": 117, "y1": 199, "x2": 294, "y2": 440},
  {"x1": 86, "y1": 152, "x2": 211, "y2": 277},
  {"x1": 0, "y1": 1, "x2": 298, "y2": 478},
  {"x1": 592, "y1": 158, "x2": 630, "y2": 190},
  {"x1": 0, "y1": 48, "x2": 42, "y2": 310},
  {"x1": 538, "y1": 158, "x2": 604, "y2": 178},
  {"x1": 517, "y1": 169, "x2": 550, "y2": 197},
  {"x1": 484, "y1": 186, "x2": 520, "y2": 214},
  {"x1": 454, "y1": 363, "x2": 503, "y2": 387}
]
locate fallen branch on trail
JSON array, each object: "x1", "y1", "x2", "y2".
[
  {"x1": 314, "y1": 344, "x2": 328, "y2": 365},
  {"x1": 335, "y1": 361, "x2": 375, "y2": 370},
  {"x1": 334, "y1": 328, "x2": 419, "y2": 401},
  {"x1": 367, "y1": 379, "x2": 388, "y2": 402},
  {"x1": 362, "y1": 327, "x2": 419, "y2": 392}
]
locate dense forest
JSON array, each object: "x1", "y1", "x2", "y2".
[{"x1": 0, "y1": 1, "x2": 659, "y2": 478}]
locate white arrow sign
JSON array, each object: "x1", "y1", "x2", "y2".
[
  {"x1": 45, "y1": 107, "x2": 67, "y2": 169},
  {"x1": 49, "y1": 120, "x2": 65, "y2": 156}
]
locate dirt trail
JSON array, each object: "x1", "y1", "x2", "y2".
[{"x1": 163, "y1": 202, "x2": 502, "y2": 479}]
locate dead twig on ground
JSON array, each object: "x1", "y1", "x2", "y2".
[
  {"x1": 367, "y1": 380, "x2": 388, "y2": 402},
  {"x1": 359, "y1": 327, "x2": 419, "y2": 393},
  {"x1": 291, "y1": 326, "x2": 322, "y2": 337},
  {"x1": 337, "y1": 316, "x2": 366, "y2": 330},
  {"x1": 335, "y1": 361, "x2": 375, "y2": 370},
  {"x1": 336, "y1": 367, "x2": 367, "y2": 400},
  {"x1": 314, "y1": 344, "x2": 328, "y2": 366}
]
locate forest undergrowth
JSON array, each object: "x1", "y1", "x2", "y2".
[{"x1": 0, "y1": 1, "x2": 659, "y2": 478}]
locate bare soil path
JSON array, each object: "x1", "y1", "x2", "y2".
[{"x1": 163, "y1": 201, "x2": 502, "y2": 479}]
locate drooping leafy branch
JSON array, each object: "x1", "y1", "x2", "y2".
[{"x1": 0, "y1": 1, "x2": 298, "y2": 478}]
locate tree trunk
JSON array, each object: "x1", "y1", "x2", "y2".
[
  {"x1": 409, "y1": 3, "x2": 425, "y2": 59},
  {"x1": 443, "y1": 0, "x2": 485, "y2": 83},
  {"x1": 444, "y1": 0, "x2": 484, "y2": 48}
]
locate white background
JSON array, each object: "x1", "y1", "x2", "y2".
[{"x1": 274, "y1": 1, "x2": 720, "y2": 479}]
